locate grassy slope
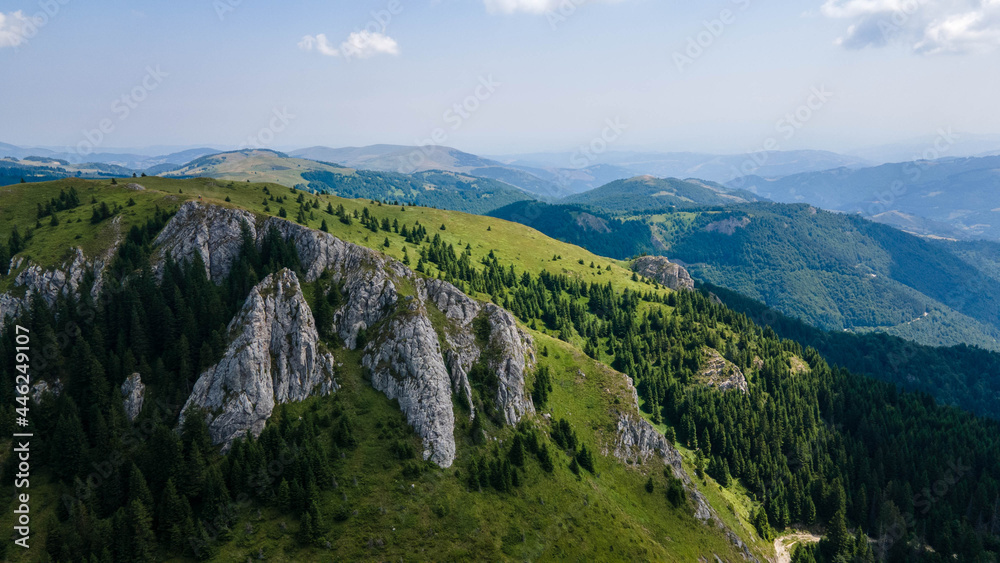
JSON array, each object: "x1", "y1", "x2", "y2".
[
  {"x1": 163, "y1": 150, "x2": 356, "y2": 187},
  {"x1": 0, "y1": 178, "x2": 772, "y2": 561}
]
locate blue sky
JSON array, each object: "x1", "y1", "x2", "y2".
[{"x1": 1, "y1": 0, "x2": 999, "y2": 154}]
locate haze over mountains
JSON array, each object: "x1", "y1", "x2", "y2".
[
  {"x1": 736, "y1": 155, "x2": 1000, "y2": 240},
  {"x1": 6, "y1": 138, "x2": 1000, "y2": 243}
]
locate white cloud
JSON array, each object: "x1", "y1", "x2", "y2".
[
  {"x1": 0, "y1": 11, "x2": 34, "y2": 49},
  {"x1": 298, "y1": 31, "x2": 400, "y2": 59},
  {"x1": 483, "y1": 0, "x2": 625, "y2": 15},
  {"x1": 484, "y1": 0, "x2": 562, "y2": 14},
  {"x1": 821, "y1": 0, "x2": 1000, "y2": 54}
]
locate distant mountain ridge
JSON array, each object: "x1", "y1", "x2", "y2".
[
  {"x1": 734, "y1": 155, "x2": 1000, "y2": 240},
  {"x1": 561, "y1": 175, "x2": 765, "y2": 211},
  {"x1": 165, "y1": 149, "x2": 536, "y2": 214}
]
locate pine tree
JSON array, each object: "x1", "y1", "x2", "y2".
[
  {"x1": 276, "y1": 479, "x2": 291, "y2": 509},
  {"x1": 569, "y1": 456, "x2": 581, "y2": 476},
  {"x1": 127, "y1": 500, "x2": 157, "y2": 562},
  {"x1": 313, "y1": 283, "x2": 333, "y2": 340},
  {"x1": 509, "y1": 434, "x2": 526, "y2": 467}
]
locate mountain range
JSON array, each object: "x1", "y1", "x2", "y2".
[{"x1": 735, "y1": 155, "x2": 1000, "y2": 240}]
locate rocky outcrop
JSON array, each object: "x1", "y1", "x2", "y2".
[
  {"x1": 483, "y1": 304, "x2": 535, "y2": 426},
  {"x1": 156, "y1": 202, "x2": 537, "y2": 467},
  {"x1": 611, "y1": 374, "x2": 760, "y2": 562},
  {"x1": 418, "y1": 279, "x2": 535, "y2": 428},
  {"x1": 631, "y1": 256, "x2": 694, "y2": 290},
  {"x1": 121, "y1": 373, "x2": 146, "y2": 422},
  {"x1": 1, "y1": 238, "x2": 119, "y2": 331},
  {"x1": 179, "y1": 269, "x2": 337, "y2": 449},
  {"x1": 613, "y1": 412, "x2": 712, "y2": 521},
  {"x1": 154, "y1": 202, "x2": 256, "y2": 283},
  {"x1": 697, "y1": 348, "x2": 749, "y2": 394},
  {"x1": 154, "y1": 202, "x2": 403, "y2": 349},
  {"x1": 362, "y1": 308, "x2": 456, "y2": 467},
  {"x1": 0, "y1": 293, "x2": 25, "y2": 326},
  {"x1": 30, "y1": 379, "x2": 63, "y2": 404},
  {"x1": 421, "y1": 279, "x2": 481, "y2": 419}
]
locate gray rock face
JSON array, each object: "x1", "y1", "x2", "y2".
[
  {"x1": 155, "y1": 203, "x2": 404, "y2": 349},
  {"x1": 610, "y1": 376, "x2": 760, "y2": 562},
  {"x1": 154, "y1": 202, "x2": 256, "y2": 283},
  {"x1": 158, "y1": 203, "x2": 536, "y2": 467},
  {"x1": 1, "y1": 237, "x2": 119, "y2": 330},
  {"x1": 483, "y1": 304, "x2": 536, "y2": 426},
  {"x1": 121, "y1": 373, "x2": 146, "y2": 422},
  {"x1": 362, "y1": 307, "x2": 456, "y2": 467},
  {"x1": 179, "y1": 269, "x2": 337, "y2": 449},
  {"x1": 631, "y1": 256, "x2": 694, "y2": 290},
  {"x1": 697, "y1": 348, "x2": 749, "y2": 394},
  {"x1": 0, "y1": 293, "x2": 25, "y2": 326},
  {"x1": 420, "y1": 279, "x2": 480, "y2": 419},
  {"x1": 30, "y1": 379, "x2": 63, "y2": 404}
]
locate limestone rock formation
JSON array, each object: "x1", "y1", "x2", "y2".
[
  {"x1": 30, "y1": 379, "x2": 63, "y2": 404},
  {"x1": 631, "y1": 256, "x2": 694, "y2": 290},
  {"x1": 1, "y1": 241, "x2": 118, "y2": 328},
  {"x1": 362, "y1": 307, "x2": 457, "y2": 467},
  {"x1": 610, "y1": 373, "x2": 759, "y2": 562},
  {"x1": 483, "y1": 304, "x2": 536, "y2": 426},
  {"x1": 179, "y1": 269, "x2": 337, "y2": 449},
  {"x1": 156, "y1": 202, "x2": 536, "y2": 467},
  {"x1": 121, "y1": 373, "x2": 146, "y2": 422},
  {"x1": 697, "y1": 348, "x2": 749, "y2": 394},
  {"x1": 153, "y1": 202, "x2": 256, "y2": 283}
]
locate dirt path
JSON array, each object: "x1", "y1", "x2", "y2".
[{"x1": 773, "y1": 532, "x2": 821, "y2": 563}]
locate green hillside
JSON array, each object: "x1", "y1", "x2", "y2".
[
  {"x1": 560, "y1": 175, "x2": 763, "y2": 212},
  {"x1": 165, "y1": 149, "x2": 536, "y2": 214},
  {"x1": 2, "y1": 179, "x2": 1000, "y2": 562},
  {"x1": 493, "y1": 200, "x2": 1000, "y2": 352}
]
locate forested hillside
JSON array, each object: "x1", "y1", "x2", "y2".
[
  {"x1": 493, "y1": 199, "x2": 1000, "y2": 352},
  {"x1": 1, "y1": 179, "x2": 999, "y2": 562}
]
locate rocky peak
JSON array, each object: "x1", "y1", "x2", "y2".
[
  {"x1": 179, "y1": 269, "x2": 337, "y2": 449},
  {"x1": 631, "y1": 256, "x2": 694, "y2": 290},
  {"x1": 153, "y1": 201, "x2": 256, "y2": 283}
]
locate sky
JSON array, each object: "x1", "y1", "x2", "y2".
[{"x1": 1, "y1": 0, "x2": 1000, "y2": 156}]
